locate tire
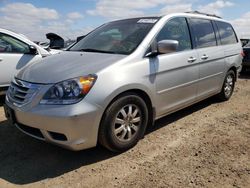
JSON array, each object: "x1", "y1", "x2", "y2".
[
  {"x1": 218, "y1": 70, "x2": 236, "y2": 101},
  {"x1": 98, "y1": 93, "x2": 148, "y2": 152}
]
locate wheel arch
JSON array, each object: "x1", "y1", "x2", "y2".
[
  {"x1": 98, "y1": 88, "x2": 155, "y2": 140},
  {"x1": 228, "y1": 66, "x2": 237, "y2": 81}
]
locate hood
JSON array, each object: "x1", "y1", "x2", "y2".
[{"x1": 16, "y1": 51, "x2": 126, "y2": 84}]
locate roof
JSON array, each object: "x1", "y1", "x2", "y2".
[{"x1": 185, "y1": 11, "x2": 222, "y2": 19}]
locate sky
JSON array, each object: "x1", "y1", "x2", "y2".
[{"x1": 0, "y1": 0, "x2": 249, "y2": 41}]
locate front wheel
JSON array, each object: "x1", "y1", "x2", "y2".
[
  {"x1": 218, "y1": 70, "x2": 236, "y2": 101},
  {"x1": 98, "y1": 94, "x2": 148, "y2": 152}
]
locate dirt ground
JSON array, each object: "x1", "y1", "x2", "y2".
[{"x1": 0, "y1": 73, "x2": 250, "y2": 188}]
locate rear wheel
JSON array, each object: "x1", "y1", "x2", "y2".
[
  {"x1": 98, "y1": 94, "x2": 148, "y2": 152},
  {"x1": 218, "y1": 70, "x2": 236, "y2": 101}
]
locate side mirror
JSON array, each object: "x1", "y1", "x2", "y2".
[
  {"x1": 158, "y1": 40, "x2": 179, "y2": 54},
  {"x1": 27, "y1": 45, "x2": 38, "y2": 55},
  {"x1": 145, "y1": 40, "x2": 179, "y2": 57}
]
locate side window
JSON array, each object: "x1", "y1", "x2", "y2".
[
  {"x1": 189, "y1": 18, "x2": 217, "y2": 48},
  {"x1": 156, "y1": 17, "x2": 192, "y2": 52},
  {"x1": 0, "y1": 33, "x2": 30, "y2": 54},
  {"x1": 216, "y1": 21, "x2": 238, "y2": 45}
]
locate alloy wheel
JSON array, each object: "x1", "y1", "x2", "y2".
[
  {"x1": 224, "y1": 74, "x2": 234, "y2": 97},
  {"x1": 113, "y1": 104, "x2": 142, "y2": 142}
]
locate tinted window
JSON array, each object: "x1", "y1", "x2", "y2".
[
  {"x1": 70, "y1": 18, "x2": 159, "y2": 55},
  {"x1": 157, "y1": 17, "x2": 192, "y2": 51},
  {"x1": 189, "y1": 18, "x2": 217, "y2": 48},
  {"x1": 0, "y1": 33, "x2": 30, "y2": 53},
  {"x1": 216, "y1": 21, "x2": 238, "y2": 45}
]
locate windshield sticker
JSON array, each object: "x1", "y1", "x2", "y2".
[{"x1": 137, "y1": 19, "x2": 158, "y2": 24}]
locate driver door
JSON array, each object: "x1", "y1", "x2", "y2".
[{"x1": 153, "y1": 17, "x2": 199, "y2": 116}]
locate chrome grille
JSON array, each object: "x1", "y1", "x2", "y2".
[{"x1": 7, "y1": 78, "x2": 40, "y2": 106}]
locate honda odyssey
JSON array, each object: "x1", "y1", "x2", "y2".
[{"x1": 4, "y1": 12, "x2": 243, "y2": 152}]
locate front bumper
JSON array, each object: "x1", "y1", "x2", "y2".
[{"x1": 5, "y1": 98, "x2": 103, "y2": 151}]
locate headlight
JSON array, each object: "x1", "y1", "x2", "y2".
[{"x1": 40, "y1": 75, "x2": 97, "y2": 105}]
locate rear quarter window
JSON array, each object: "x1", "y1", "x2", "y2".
[{"x1": 216, "y1": 21, "x2": 238, "y2": 45}]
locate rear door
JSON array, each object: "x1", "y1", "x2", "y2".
[{"x1": 188, "y1": 18, "x2": 225, "y2": 99}]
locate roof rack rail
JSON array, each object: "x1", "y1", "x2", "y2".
[{"x1": 185, "y1": 11, "x2": 222, "y2": 19}]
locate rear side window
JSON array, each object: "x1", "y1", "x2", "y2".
[
  {"x1": 189, "y1": 18, "x2": 217, "y2": 48},
  {"x1": 216, "y1": 21, "x2": 238, "y2": 45},
  {"x1": 156, "y1": 17, "x2": 192, "y2": 51}
]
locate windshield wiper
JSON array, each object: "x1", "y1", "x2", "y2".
[{"x1": 78, "y1": 48, "x2": 116, "y2": 54}]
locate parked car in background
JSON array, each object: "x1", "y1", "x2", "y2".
[
  {"x1": 0, "y1": 28, "x2": 52, "y2": 95},
  {"x1": 242, "y1": 42, "x2": 250, "y2": 72},
  {"x1": 36, "y1": 33, "x2": 86, "y2": 51},
  {"x1": 5, "y1": 12, "x2": 243, "y2": 152},
  {"x1": 240, "y1": 38, "x2": 250, "y2": 47},
  {"x1": 35, "y1": 41, "x2": 62, "y2": 55},
  {"x1": 46, "y1": 33, "x2": 65, "y2": 49}
]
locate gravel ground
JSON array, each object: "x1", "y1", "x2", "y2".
[{"x1": 0, "y1": 73, "x2": 249, "y2": 188}]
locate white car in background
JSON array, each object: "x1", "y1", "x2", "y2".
[{"x1": 0, "y1": 28, "x2": 54, "y2": 95}]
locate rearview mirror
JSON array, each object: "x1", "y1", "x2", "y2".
[
  {"x1": 145, "y1": 40, "x2": 179, "y2": 57},
  {"x1": 158, "y1": 40, "x2": 179, "y2": 54}
]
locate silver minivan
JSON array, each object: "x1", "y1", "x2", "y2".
[{"x1": 4, "y1": 12, "x2": 243, "y2": 152}]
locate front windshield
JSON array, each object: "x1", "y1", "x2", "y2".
[{"x1": 70, "y1": 17, "x2": 159, "y2": 55}]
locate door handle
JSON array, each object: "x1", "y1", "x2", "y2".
[
  {"x1": 201, "y1": 54, "x2": 209, "y2": 60},
  {"x1": 0, "y1": 58, "x2": 3, "y2": 62},
  {"x1": 187, "y1": 57, "x2": 197, "y2": 63}
]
